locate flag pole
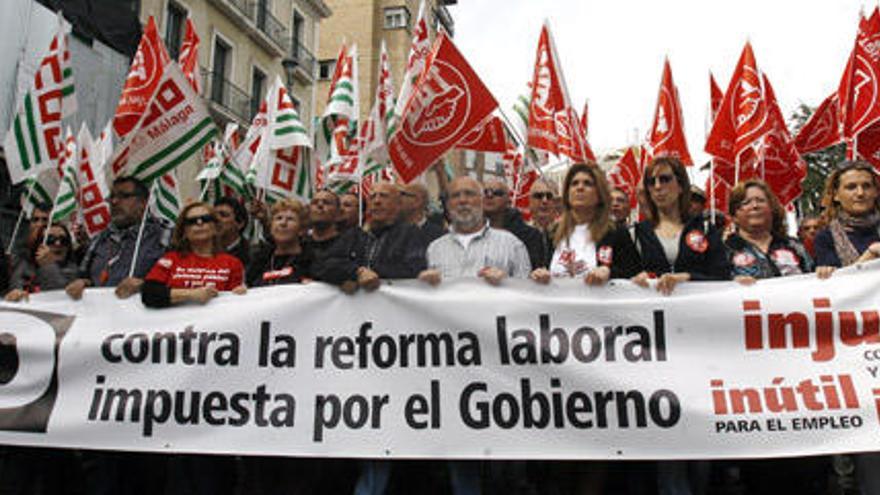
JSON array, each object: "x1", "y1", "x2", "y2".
[
  {"x1": 198, "y1": 177, "x2": 211, "y2": 202},
  {"x1": 710, "y1": 160, "x2": 717, "y2": 226},
  {"x1": 6, "y1": 180, "x2": 37, "y2": 255},
  {"x1": 497, "y1": 108, "x2": 546, "y2": 180},
  {"x1": 128, "y1": 181, "x2": 156, "y2": 278}
]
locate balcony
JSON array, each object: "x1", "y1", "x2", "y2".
[
  {"x1": 206, "y1": 0, "x2": 290, "y2": 57},
  {"x1": 202, "y1": 69, "x2": 252, "y2": 124},
  {"x1": 286, "y1": 39, "x2": 317, "y2": 83}
]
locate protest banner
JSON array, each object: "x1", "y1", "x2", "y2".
[{"x1": 0, "y1": 262, "x2": 879, "y2": 460}]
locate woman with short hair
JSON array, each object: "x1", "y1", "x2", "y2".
[
  {"x1": 726, "y1": 179, "x2": 813, "y2": 284},
  {"x1": 247, "y1": 198, "x2": 313, "y2": 286}
]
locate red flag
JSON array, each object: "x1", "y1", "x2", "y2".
[
  {"x1": 793, "y1": 93, "x2": 841, "y2": 154},
  {"x1": 389, "y1": 33, "x2": 498, "y2": 184},
  {"x1": 526, "y1": 23, "x2": 595, "y2": 162},
  {"x1": 179, "y1": 18, "x2": 200, "y2": 93},
  {"x1": 854, "y1": 121, "x2": 880, "y2": 169},
  {"x1": 113, "y1": 17, "x2": 171, "y2": 139},
  {"x1": 709, "y1": 71, "x2": 723, "y2": 123},
  {"x1": 456, "y1": 114, "x2": 508, "y2": 153},
  {"x1": 759, "y1": 74, "x2": 807, "y2": 206},
  {"x1": 648, "y1": 58, "x2": 693, "y2": 165},
  {"x1": 607, "y1": 147, "x2": 640, "y2": 209},
  {"x1": 838, "y1": 8, "x2": 880, "y2": 139},
  {"x1": 705, "y1": 42, "x2": 772, "y2": 165},
  {"x1": 580, "y1": 100, "x2": 589, "y2": 138}
]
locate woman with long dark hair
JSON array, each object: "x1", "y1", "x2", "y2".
[
  {"x1": 814, "y1": 160, "x2": 880, "y2": 278},
  {"x1": 5, "y1": 223, "x2": 78, "y2": 301},
  {"x1": 530, "y1": 162, "x2": 641, "y2": 285},
  {"x1": 631, "y1": 157, "x2": 729, "y2": 294}
]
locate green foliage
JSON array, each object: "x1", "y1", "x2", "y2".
[{"x1": 789, "y1": 103, "x2": 845, "y2": 215}]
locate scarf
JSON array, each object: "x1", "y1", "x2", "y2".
[{"x1": 830, "y1": 211, "x2": 880, "y2": 266}]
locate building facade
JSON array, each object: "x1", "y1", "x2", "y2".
[
  {"x1": 141, "y1": 0, "x2": 331, "y2": 198},
  {"x1": 315, "y1": 0, "x2": 455, "y2": 125}
]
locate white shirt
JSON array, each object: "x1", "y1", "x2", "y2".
[{"x1": 550, "y1": 224, "x2": 597, "y2": 277}]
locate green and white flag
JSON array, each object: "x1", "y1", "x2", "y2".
[
  {"x1": 151, "y1": 171, "x2": 181, "y2": 226},
  {"x1": 4, "y1": 17, "x2": 77, "y2": 184},
  {"x1": 108, "y1": 62, "x2": 216, "y2": 183},
  {"x1": 317, "y1": 43, "x2": 359, "y2": 171},
  {"x1": 21, "y1": 169, "x2": 60, "y2": 217},
  {"x1": 267, "y1": 76, "x2": 311, "y2": 149},
  {"x1": 393, "y1": 0, "x2": 428, "y2": 121},
  {"x1": 361, "y1": 40, "x2": 397, "y2": 182},
  {"x1": 51, "y1": 128, "x2": 79, "y2": 223}
]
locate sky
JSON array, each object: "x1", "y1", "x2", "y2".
[{"x1": 448, "y1": 0, "x2": 869, "y2": 167}]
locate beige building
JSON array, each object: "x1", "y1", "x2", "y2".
[
  {"x1": 315, "y1": 0, "x2": 455, "y2": 124},
  {"x1": 139, "y1": 0, "x2": 331, "y2": 198}
]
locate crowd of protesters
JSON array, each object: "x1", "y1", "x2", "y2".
[{"x1": 0, "y1": 157, "x2": 879, "y2": 495}]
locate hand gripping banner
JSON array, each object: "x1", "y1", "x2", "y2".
[{"x1": 1, "y1": 261, "x2": 879, "y2": 460}]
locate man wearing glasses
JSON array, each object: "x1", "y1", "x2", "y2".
[
  {"x1": 527, "y1": 179, "x2": 560, "y2": 268},
  {"x1": 64, "y1": 176, "x2": 170, "y2": 300},
  {"x1": 482, "y1": 176, "x2": 547, "y2": 269}
]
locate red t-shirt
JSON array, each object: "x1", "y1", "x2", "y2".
[{"x1": 145, "y1": 251, "x2": 243, "y2": 290}]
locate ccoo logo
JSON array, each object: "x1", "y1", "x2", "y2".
[
  {"x1": 0, "y1": 308, "x2": 73, "y2": 433},
  {"x1": 401, "y1": 60, "x2": 471, "y2": 147}
]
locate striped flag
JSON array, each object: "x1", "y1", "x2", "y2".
[
  {"x1": 362, "y1": 40, "x2": 396, "y2": 169},
  {"x1": 318, "y1": 43, "x2": 359, "y2": 180},
  {"x1": 3, "y1": 17, "x2": 77, "y2": 184},
  {"x1": 21, "y1": 169, "x2": 60, "y2": 217},
  {"x1": 51, "y1": 129, "x2": 79, "y2": 223},
  {"x1": 76, "y1": 124, "x2": 112, "y2": 237},
  {"x1": 109, "y1": 63, "x2": 217, "y2": 182},
  {"x1": 267, "y1": 76, "x2": 311, "y2": 149},
  {"x1": 394, "y1": 0, "x2": 430, "y2": 121},
  {"x1": 151, "y1": 171, "x2": 181, "y2": 226}
]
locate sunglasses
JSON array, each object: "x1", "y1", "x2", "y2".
[
  {"x1": 484, "y1": 188, "x2": 507, "y2": 198},
  {"x1": 183, "y1": 214, "x2": 216, "y2": 226},
  {"x1": 649, "y1": 173, "x2": 676, "y2": 187},
  {"x1": 531, "y1": 192, "x2": 554, "y2": 201},
  {"x1": 46, "y1": 235, "x2": 70, "y2": 246}
]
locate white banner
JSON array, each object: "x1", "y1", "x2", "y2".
[{"x1": 1, "y1": 261, "x2": 879, "y2": 460}]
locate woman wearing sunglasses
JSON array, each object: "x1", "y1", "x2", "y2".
[
  {"x1": 814, "y1": 160, "x2": 880, "y2": 278},
  {"x1": 530, "y1": 162, "x2": 641, "y2": 285},
  {"x1": 631, "y1": 157, "x2": 730, "y2": 295},
  {"x1": 141, "y1": 202, "x2": 246, "y2": 308},
  {"x1": 5, "y1": 223, "x2": 78, "y2": 301}
]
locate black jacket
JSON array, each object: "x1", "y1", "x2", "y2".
[
  {"x1": 633, "y1": 216, "x2": 731, "y2": 281},
  {"x1": 247, "y1": 243, "x2": 314, "y2": 287},
  {"x1": 313, "y1": 221, "x2": 428, "y2": 284},
  {"x1": 502, "y1": 208, "x2": 547, "y2": 269},
  {"x1": 598, "y1": 227, "x2": 644, "y2": 279}
]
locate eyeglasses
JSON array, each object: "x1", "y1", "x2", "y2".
[
  {"x1": 484, "y1": 188, "x2": 507, "y2": 198},
  {"x1": 648, "y1": 173, "x2": 676, "y2": 188},
  {"x1": 109, "y1": 191, "x2": 140, "y2": 201},
  {"x1": 45, "y1": 235, "x2": 70, "y2": 246},
  {"x1": 530, "y1": 192, "x2": 554, "y2": 201},
  {"x1": 183, "y1": 214, "x2": 216, "y2": 226}
]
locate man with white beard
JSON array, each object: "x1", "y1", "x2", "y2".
[{"x1": 419, "y1": 176, "x2": 531, "y2": 285}]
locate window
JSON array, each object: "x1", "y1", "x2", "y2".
[
  {"x1": 165, "y1": 1, "x2": 187, "y2": 60},
  {"x1": 318, "y1": 59, "x2": 335, "y2": 81},
  {"x1": 383, "y1": 7, "x2": 410, "y2": 30},
  {"x1": 251, "y1": 67, "x2": 266, "y2": 119},
  {"x1": 211, "y1": 37, "x2": 231, "y2": 104},
  {"x1": 256, "y1": 0, "x2": 271, "y2": 30},
  {"x1": 292, "y1": 10, "x2": 304, "y2": 51}
]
